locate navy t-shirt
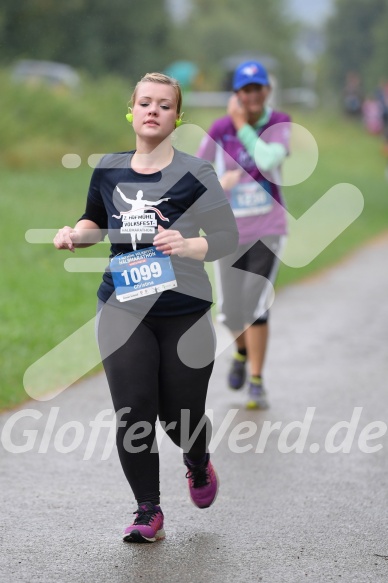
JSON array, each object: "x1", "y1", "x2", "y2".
[{"x1": 80, "y1": 148, "x2": 238, "y2": 316}]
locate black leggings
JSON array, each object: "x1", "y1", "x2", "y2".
[{"x1": 97, "y1": 301, "x2": 215, "y2": 505}]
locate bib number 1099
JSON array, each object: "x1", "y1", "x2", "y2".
[
  {"x1": 121, "y1": 262, "x2": 162, "y2": 285},
  {"x1": 111, "y1": 246, "x2": 177, "y2": 302}
]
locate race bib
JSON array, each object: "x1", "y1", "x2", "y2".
[
  {"x1": 110, "y1": 246, "x2": 177, "y2": 302},
  {"x1": 230, "y1": 180, "x2": 273, "y2": 217}
]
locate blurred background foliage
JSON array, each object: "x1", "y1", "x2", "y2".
[
  {"x1": 1, "y1": 0, "x2": 387, "y2": 165},
  {"x1": 0, "y1": 0, "x2": 301, "y2": 85},
  {"x1": 324, "y1": 0, "x2": 388, "y2": 94},
  {"x1": 1, "y1": 0, "x2": 387, "y2": 101}
]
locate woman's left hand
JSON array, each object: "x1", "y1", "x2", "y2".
[
  {"x1": 154, "y1": 225, "x2": 208, "y2": 260},
  {"x1": 154, "y1": 225, "x2": 189, "y2": 257}
]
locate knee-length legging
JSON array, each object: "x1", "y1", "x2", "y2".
[{"x1": 97, "y1": 301, "x2": 215, "y2": 505}]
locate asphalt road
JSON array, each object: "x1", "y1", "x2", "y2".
[{"x1": 1, "y1": 236, "x2": 388, "y2": 583}]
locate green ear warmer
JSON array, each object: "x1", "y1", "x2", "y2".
[{"x1": 175, "y1": 113, "x2": 184, "y2": 127}]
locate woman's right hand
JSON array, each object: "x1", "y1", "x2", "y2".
[
  {"x1": 227, "y1": 94, "x2": 248, "y2": 129},
  {"x1": 53, "y1": 226, "x2": 80, "y2": 252}
]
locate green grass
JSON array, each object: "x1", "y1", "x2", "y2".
[
  {"x1": 0, "y1": 70, "x2": 135, "y2": 168},
  {"x1": 275, "y1": 109, "x2": 388, "y2": 286},
  {"x1": 0, "y1": 168, "x2": 104, "y2": 409},
  {"x1": 1, "y1": 73, "x2": 388, "y2": 410}
]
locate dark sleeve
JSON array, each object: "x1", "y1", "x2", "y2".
[
  {"x1": 185, "y1": 158, "x2": 238, "y2": 261},
  {"x1": 78, "y1": 165, "x2": 108, "y2": 230},
  {"x1": 200, "y1": 204, "x2": 238, "y2": 262}
]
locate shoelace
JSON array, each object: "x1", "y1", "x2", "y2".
[
  {"x1": 186, "y1": 462, "x2": 210, "y2": 488},
  {"x1": 133, "y1": 506, "x2": 159, "y2": 525},
  {"x1": 250, "y1": 382, "x2": 264, "y2": 395},
  {"x1": 232, "y1": 360, "x2": 245, "y2": 371}
]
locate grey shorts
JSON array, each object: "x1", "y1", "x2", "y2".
[{"x1": 214, "y1": 235, "x2": 285, "y2": 331}]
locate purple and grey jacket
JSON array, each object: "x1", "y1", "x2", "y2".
[{"x1": 197, "y1": 110, "x2": 291, "y2": 244}]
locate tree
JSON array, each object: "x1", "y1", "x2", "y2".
[
  {"x1": 366, "y1": 5, "x2": 388, "y2": 88},
  {"x1": 325, "y1": 0, "x2": 388, "y2": 93},
  {"x1": 0, "y1": 0, "x2": 176, "y2": 81},
  {"x1": 0, "y1": 0, "x2": 302, "y2": 89},
  {"x1": 169, "y1": 0, "x2": 302, "y2": 89}
]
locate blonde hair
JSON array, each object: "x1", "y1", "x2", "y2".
[{"x1": 130, "y1": 72, "x2": 182, "y2": 115}]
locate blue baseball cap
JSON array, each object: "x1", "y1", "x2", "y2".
[{"x1": 233, "y1": 61, "x2": 270, "y2": 91}]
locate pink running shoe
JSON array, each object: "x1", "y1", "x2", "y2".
[
  {"x1": 123, "y1": 501, "x2": 165, "y2": 543},
  {"x1": 184, "y1": 453, "x2": 219, "y2": 509}
]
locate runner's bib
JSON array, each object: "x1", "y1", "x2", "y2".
[
  {"x1": 110, "y1": 246, "x2": 177, "y2": 302},
  {"x1": 230, "y1": 180, "x2": 273, "y2": 217}
]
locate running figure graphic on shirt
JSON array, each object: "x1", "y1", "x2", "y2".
[{"x1": 113, "y1": 187, "x2": 170, "y2": 249}]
